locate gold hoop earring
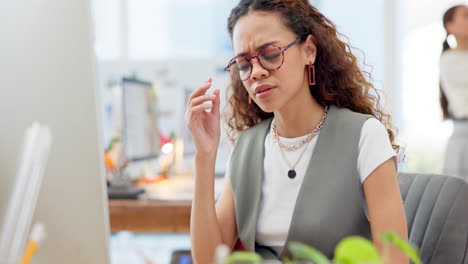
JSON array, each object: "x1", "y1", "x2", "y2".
[{"x1": 248, "y1": 95, "x2": 252, "y2": 104}]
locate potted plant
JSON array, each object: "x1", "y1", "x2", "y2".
[{"x1": 225, "y1": 232, "x2": 421, "y2": 264}]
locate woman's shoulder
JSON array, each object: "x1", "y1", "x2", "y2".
[
  {"x1": 361, "y1": 118, "x2": 387, "y2": 135},
  {"x1": 441, "y1": 49, "x2": 468, "y2": 63},
  {"x1": 333, "y1": 105, "x2": 372, "y2": 117},
  {"x1": 440, "y1": 49, "x2": 468, "y2": 81},
  {"x1": 235, "y1": 118, "x2": 273, "y2": 144},
  {"x1": 359, "y1": 118, "x2": 395, "y2": 158},
  {"x1": 359, "y1": 118, "x2": 395, "y2": 157},
  {"x1": 331, "y1": 105, "x2": 374, "y2": 129}
]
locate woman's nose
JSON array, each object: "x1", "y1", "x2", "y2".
[{"x1": 250, "y1": 58, "x2": 269, "y2": 80}]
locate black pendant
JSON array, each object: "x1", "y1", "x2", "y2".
[{"x1": 288, "y1": 169, "x2": 296, "y2": 179}]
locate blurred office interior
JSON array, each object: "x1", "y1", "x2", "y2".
[
  {"x1": 1, "y1": 0, "x2": 466, "y2": 263},
  {"x1": 91, "y1": 0, "x2": 466, "y2": 262}
]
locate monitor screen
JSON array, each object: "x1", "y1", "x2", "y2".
[{"x1": 122, "y1": 78, "x2": 160, "y2": 161}]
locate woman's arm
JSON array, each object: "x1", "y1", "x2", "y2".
[
  {"x1": 190, "y1": 156, "x2": 238, "y2": 264},
  {"x1": 186, "y1": 78, "x2": 237, "y2": 264},
  {"x1": 215, "y1": 172, "x2": 238, "y2": 249},
  {"x1": 363, "y1": 158, "x2": 409, "y2": 264}
]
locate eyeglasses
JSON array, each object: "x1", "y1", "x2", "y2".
[{"x1": 225, "y1": 38, "x2": 301, "y2": 81}]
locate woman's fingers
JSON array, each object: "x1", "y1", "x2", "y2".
[
  {"x1": 211, "y1": 89, "x2": 220, "y2": 116},
  {"x1": 187, "y1": 78, "x2": 212, "y2": 106},
  {"x1": 189, "y1": 94, "x2": 216, "y2": 108},
  {"x1": 185, "y1": 78, "x2": 220, "y2": 125},
  {"x1": 187, "y1": 104, "x2": 213, "y2": 121}
]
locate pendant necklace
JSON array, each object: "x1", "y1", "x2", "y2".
[{"x1": 272, "y1": 105, "x2": 328, "y2": 178}]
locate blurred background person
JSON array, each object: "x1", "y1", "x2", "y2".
[{"x1": 440, "y1": 4, "x2": 468, "y2": 181}]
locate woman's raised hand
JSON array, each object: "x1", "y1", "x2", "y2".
[{"x1": 185, "y1": 78, "x2": 221, "y2": 158}]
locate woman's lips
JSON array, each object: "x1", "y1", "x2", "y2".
[{"x1": 255, "y1": 86, "x2": 275, "y2": 99}]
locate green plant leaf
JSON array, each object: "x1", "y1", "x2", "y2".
[
  {"x1": 333, "y1": 236, "x2": 382, "y2": 264},
  {"x1": 227, "y1": 251, "x2": 263, "y2": 264},
  {"x1": 379, "y1": 232, "x2": 421, "y2": 264},
  {"x1": 287, "y1": 241, "x2": 331, "y2": 264}
]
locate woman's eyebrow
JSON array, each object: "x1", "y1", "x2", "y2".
[{"x1": 235, "y1": 41, "x2": 279, "y2": 57}]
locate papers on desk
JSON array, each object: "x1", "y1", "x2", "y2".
[{"x1": 143, "y1": 177, "x2": 225, "y2": 201}]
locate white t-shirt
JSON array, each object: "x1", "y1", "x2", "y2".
[
  {"x1": 253, "y1": 117, "x2": 397, "y2": 254},
  {"x1": 440, "y1": 50, "x2": 468, "y2": 119}
]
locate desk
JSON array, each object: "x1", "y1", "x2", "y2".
[
  {"x1": 108, "y1": 177, "x2": 224, "y2": 233},
  {"x1": 109, "y1": 199, "x2": 191, "y2": 233}
]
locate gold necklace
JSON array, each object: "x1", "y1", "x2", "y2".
[
  {"x1": 272, "y1": 105, "x2": 328, "y2": 151},
  {"x1": 278, "y1": 135, "x2": 314, "y2": 179},
  {"x1": 273, "y1": 105, "x2": 328, "y2": 178}
]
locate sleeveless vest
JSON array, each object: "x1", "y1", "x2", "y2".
[{"x1": 229, "y1": 105, "x2": 373, "y2": 259}]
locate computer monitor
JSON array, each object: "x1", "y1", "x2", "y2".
[
  {"x1": 121, "y1": 78, "x2": 160, "y2": 161},
  {"x1": 0, "y1": 1, "x2": 110, "y2": 263}
]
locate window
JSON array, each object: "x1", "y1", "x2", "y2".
[
  {"x1": 92, "y1": 0, "x2": 237, "y2": 61},
  {"x1": 91, "y1": 0, "x2": 121, "y2": 60}
]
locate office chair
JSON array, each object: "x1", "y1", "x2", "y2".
[{"x1": 399, "y1": 173, "x2": 468, "y2": 264}]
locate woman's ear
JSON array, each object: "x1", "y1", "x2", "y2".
[
  {"x1": 304, "y1": 34, "x2": 317, "y2": 64},
  {"x1": 445, "y1": 21, "x2": 454, "y2": 35}
]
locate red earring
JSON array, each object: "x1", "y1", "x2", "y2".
[
  {"x1": 248, "y1": 95, "x2": 252, "y2": 104},
  {"x1": 308, "y1": 64, "x2": 316, "y2": 85}
]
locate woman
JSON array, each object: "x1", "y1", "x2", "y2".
[
  {"x1": 186, "y1": 1, "x2": 408, "y2": 263},
  {"x1": 440, "y1": 5, "x2": 468, "y2": 180}
]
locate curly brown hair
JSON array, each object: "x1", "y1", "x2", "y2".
[{"x1": 224, "y1": 0, "x2": 400, "y2": 152}]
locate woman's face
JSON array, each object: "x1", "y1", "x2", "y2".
[
  {"x1": 447, "y1": 6, "x2": 468, "y2": 39},
  {"x1": 231, "y1": 11, "x2": 316, "y2": 113}
]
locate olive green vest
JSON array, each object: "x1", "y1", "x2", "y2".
[{"x1": 229, "y1": 105, "x2": 373, "y2": 259}]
